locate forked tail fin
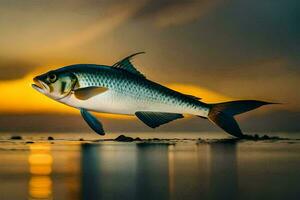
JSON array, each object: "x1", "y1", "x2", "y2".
[{"x1": 207, "y1": 100, "x2": 275, "y2": 138}]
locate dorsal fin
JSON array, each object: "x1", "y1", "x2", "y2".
[
  {"x1": 184, "y1": 94, "x2": 202, "y2": 100},
  {"x1": 112, "y1": 52, "x2": 146, "y2": 78}
]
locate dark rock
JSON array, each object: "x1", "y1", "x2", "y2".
[
  {"x1": 262, "y1": 135, "x2": 270, "y2": 140},
  {"x1": 243, "y1": 134, "x2": 285, "y2": 141},
  {"x1": 134, "y1": 137, "x2": 142, "y2": 141},
  {"x1": 198, "y1": 138, "x2": 206, "y2": 143},
  {"x1": 48, "y1": 136, "x2": 54, "y2": 140},
  {"x1": 79, "y1": 138, "x2": 84, "y2": 141},
  {"x1": 26, "y1": 141, "x2": 34, "y2": 144},
  {"x1": 10, "y1": 135, "x2": 22, "y2": 140},
  {"x1": 114, "y1": 135, "x2": 134, "y2": 142}
]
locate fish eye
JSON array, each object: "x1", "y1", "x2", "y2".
[{"x1": 48, "y1": 73, "x2": 57, "y2": 83}]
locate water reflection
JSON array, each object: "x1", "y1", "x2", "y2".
[
  {"x1": 28, "y1": 144, "x2": 53, "y2": 200},
  {"x1": 0, "y1": 138, "x2": 297, "y2": 200},
  {"x1": 168, "y1": 144, "x2": 211, "y2": 199},
  {"x1": 209, "y1": 142, "x2": 238, "y2": 200},
  {"x1": 80, "y1": 143, "x2": 170, "y2": 200},
  {"x1": 80, "y1": 142, "x2": 238, "y2": 200},
  {"x1": 136, "y1": 143, "x2": 169, "y2": 200},
  {"x1": 81, "y1": 143, "x2": 138, "y2": 199},
  {"x1": 81, "y1": 144, "x2": 101, "y2": 199}
]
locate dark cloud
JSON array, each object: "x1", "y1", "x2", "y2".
[
  {"x1": 165, "y1": 0, "x2": 299, "y2": 68},
  {"x1": 134, "y1": 0, "x2": 184, "y2": 18},
  {"x1": 216, "y1": 0, "x2": 300, "y2": 62},
  {"x1": 132, "y1": 0, "x2": 222, "y2": 26},
  {"x1": 239, "y1": 110, "x2": 300, "y2": 132}
]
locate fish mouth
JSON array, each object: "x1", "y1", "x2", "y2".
[{"x1": 32, "y1": 77, "x2": 49, "y2": 93}]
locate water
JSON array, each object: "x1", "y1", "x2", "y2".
[{"x1": 0, "y1": 132, "x2": 299, "y2": 200}]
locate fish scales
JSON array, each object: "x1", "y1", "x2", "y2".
[{"x1": 73, "y1": 67, "x2": 208, "y2": 115}]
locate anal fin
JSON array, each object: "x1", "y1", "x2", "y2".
[{"x1": 135, "y1": 111, "x2": 183, "y2": 128}]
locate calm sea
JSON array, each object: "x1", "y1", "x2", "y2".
[{"x1": 0, "y1": 132, "x2": 299, "y2": 200}]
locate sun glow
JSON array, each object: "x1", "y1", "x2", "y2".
[{"x1": 167, "y1": 83, "x2": 232, "y2": 103}]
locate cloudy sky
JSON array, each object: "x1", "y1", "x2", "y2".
[{"x1": 0, "y1": 0, "x2": 299, "y2": 133}]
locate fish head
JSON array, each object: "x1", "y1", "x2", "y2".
[{"x1": 32, "y1": 69, "x2": 77, "y2": 100}]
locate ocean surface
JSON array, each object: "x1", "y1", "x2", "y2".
[{"x1": 0, "y1": 132, "x2": 299, "y2": 200}]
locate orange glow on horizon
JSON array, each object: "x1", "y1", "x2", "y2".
[{"x1": 167, "y1": 83, "x2": 232, "y2": 103}]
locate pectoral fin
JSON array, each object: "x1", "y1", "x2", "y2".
[
  {"x1": 80, "y1": 108, "x2": 105, "y2": 135},
  {"x1": 135, "y1": 111, "x2": 184, "y2": 128},
  {"x1": 74, "y1": 86, "x2": 108, "y2": 100}
]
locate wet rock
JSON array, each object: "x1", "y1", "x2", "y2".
[
  {"x1": 10, "y1": 135, "x2": 22, "y2": 140},
  {"x1": 196, "y1": 138, "x2": 240, "y2": 144},
  {"x1": 48, "y1": 136, "x2": 54, "y2": 140},
  {"x1": 261, "y1": 135, "x2": 270, "y2": 140},
  {"x1": 197, "y1": 138, "x2": 206, "y2": 143},
  {"x1": 114, "y1": 135, "x2": 134, "y2": 142},
  {"x1": 114, "y1": 135, "x2": 142, "y2": 142},
  {"x1": 243, "y1": 134, "x2": 282, "y2": 140}
]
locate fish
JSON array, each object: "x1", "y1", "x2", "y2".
[{"x1": 32, "y1": 52, "x2": 275, "y2": 138}]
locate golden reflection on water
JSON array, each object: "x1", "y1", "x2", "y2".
[
  {"x1": 168, "y1": 145, "x2": 175, "y2": 200},
  {"x1": 167, "y1": 144, "x2": 211, "y2": 199},
  {"x1": 28, "y1": 144, "x2": 53, "y2": 200}
]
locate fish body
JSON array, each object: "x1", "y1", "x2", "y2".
[
  {"x1": 57, "y1": 64, "x2": 209, "y2": 116},
  {"x1": 32, "y1": 52, "x2": 273, "y2": 137}
]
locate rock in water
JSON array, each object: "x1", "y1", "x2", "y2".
[
  {"x1": 114, "y1": 135, "x2": 134, "y2": 142},
  {"x1": 10, "y1": 135, "x2": 22, "y2": 140},
  {"x1": 48, "y1": 136, "x2": 54, "y2": 140},
  {"x1": 114, "y1": 135, "x2": 143, "y2": 142}
]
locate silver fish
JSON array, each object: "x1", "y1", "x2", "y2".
[{"x1": 32, "y1": 52, "x2": 274, "y2": 137}]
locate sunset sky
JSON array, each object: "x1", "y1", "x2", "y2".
[{"x1": 0, "y1": 0, "x2": 299, "y2": 132}]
